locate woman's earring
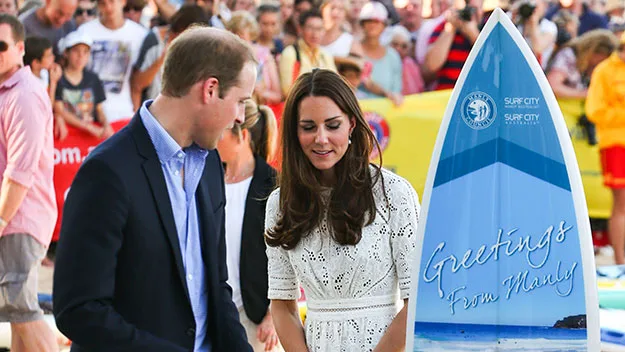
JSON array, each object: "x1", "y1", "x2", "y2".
[{"x1": 349, "y1": 138, "x2": 352, "y2": 145}]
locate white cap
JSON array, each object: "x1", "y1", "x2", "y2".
[
  {"x1": 359, "y1": 2, "x2": 388, "y2": 23},
  {"x1": 58, "y1": 31, "x2": 93, "y2": 52}
]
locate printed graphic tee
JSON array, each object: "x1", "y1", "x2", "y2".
[
  {"x1": 55, "y1": 69, "x2": 106, "y2": 124},
  {"x1": 77, "y1": 19, "x2": 147, "y2": 122}
]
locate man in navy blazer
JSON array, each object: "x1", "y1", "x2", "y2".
[{"x1": 53, "y1": 27, "x2": 256, "y2": 351}]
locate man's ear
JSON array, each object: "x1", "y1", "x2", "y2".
[{"x1": 202, "y1": 77, "x2": 220, "y2": 103}]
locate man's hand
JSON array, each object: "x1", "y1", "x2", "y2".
[
  {"x1": 256, "y1": 313, "x2": 279, "y2": 351},
  {"x1": 85, "y1": 123, "x2": 104, "y2": 139}
]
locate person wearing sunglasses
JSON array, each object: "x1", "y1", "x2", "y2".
[
  {"x1": 0, "y1": 14, "x2": 59, "y2": 352},
  {"x1": 74, "y1": 0, "x2": 96, "y2": 26},
  {"x1": 18, "y1": 0, "x2": 77, "y2": 57},
  {"x1": 123, "y1": 0, "x2": 146, "y2": 25}
]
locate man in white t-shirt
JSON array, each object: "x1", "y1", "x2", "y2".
[{"x1": 76, "y1": 0, "x2": 147, "y2": 122}]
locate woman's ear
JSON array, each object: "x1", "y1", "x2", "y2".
[
  {"x1": 241, "y1": 128, "x2": 251, "y2": 144},
  {"x1": 349, "y1": 116, "x2": 356, "y2": 134}
]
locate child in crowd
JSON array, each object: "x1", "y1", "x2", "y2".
[
  {"x1": 24, "y1": 36, "x2": 61, "y2": 104},
  {"x1": 54, "y1": 31, "x2": 114, "y2": 139},
  {"x1": 335, "y1": 54, "x2": 368, "y2": 98}
]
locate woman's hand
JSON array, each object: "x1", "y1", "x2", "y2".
[{"x1": 257, "y1": 312, "x2": 280, "y2": 351}]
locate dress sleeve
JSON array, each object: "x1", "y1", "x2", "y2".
[
  {"x1": 265, "y1": 190, "x2": 301, "y2": 300},
  {"x1": 389, "y1": 176, "x2": 420, "y2": 299}
]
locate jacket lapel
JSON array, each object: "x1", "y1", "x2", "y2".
[{"x1": 129, "y1": 115, "x2": 191, "y2": 300}]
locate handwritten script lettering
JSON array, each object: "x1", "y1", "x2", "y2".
[{"x1": 422, "y1": 221, "x2": 577, "y2": 314}]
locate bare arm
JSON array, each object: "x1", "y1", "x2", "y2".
[
  {"x1": 373, "y1": 299, "x2": 409, "y2": 352},
  {"x1": 423, "y1": 22, "x2": 456, "y2": 74},
  {"x1": 0, "y1": 178, "x2": 29, "y2": 229},
  {"x1": 546, "y1": 70, "x2": 587, "y2": 99},
  {"x1": 270, "y1": 300, "x2": 308, "y2": 351},
  {"x1": 152, "y1": 0, "x2": 177, "y2": 21},
  {"x1": 54, "y1": 101, "x2": 103, "y2": 137},
  {"x1": 130, "y1": 52, "x2": 166, "y2": 93}
]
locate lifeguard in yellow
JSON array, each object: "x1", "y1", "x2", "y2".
[
  {"x1": 278, "y1": 9, "x2": 336, "y2": 96},
  {"x1": 586, "y1": 32, "x2": 625, "y2": 265}
]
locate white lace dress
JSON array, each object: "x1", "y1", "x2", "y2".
[{"x1": 265, "y1": 168, "x2": 420, "y2": 351}]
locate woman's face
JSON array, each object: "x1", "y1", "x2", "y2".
[
  {"x1": 297, "y1": 95, "x2": 355, "y2": 177},
  {"x1": 348, "y1": 0, "x2": 366, "y2": 21},
  {"x1": 236, "y1": 28, "x2": 253, "y2": 42},
  {"x1": 390, "y1": 37, "x2": 410, "y2": 58},
  {"x1": 322, "y1": 0, "x2": 346, "y2": 29}
]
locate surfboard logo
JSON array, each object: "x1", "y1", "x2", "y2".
[
  {"x1": 365, "y1": 111, "x2": 390, "y2": 159},
  {"x1": 461, "y1": 91, "x2": 497, "y2": 130}
]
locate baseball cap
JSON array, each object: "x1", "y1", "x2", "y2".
[
  {"x1": 58, "y1": 31, "x2": 93, "y2": 52},
  {"x1": 359, "y1": 2, "x2": 388, "y2": 22}
]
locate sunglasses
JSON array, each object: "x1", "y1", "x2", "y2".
[
  {"x1": 0, "y1": 40, "x2": 10, "y2": 52},
  {"x1": 123, "y1": 5, "x2": 143, "y2": 12},
  {"x1": 75, "y1": 8, "x2": 96, "y2": 16},
  {"x1": 391, "y1": 41, "x2": 410, "y2": 49}
]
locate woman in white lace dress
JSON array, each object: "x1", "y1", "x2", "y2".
[{"x1": 265, "y1": 69, "x2": 420, "y2": 351}]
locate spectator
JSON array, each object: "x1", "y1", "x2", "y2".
[
  {"x1": 383, "y1": 0, "x2": 423, "y2": 46},
  {"x1": 553, "y1": 8, "x2": 580, "y2": 41},
  {"x1": 415, "y1": 0, "x2": 452, "y2": 86},
  {"x1": 257, "y1": 4, "x2": 284, "y2": 56},
  {"x1": 321, "y1": 0, "x2": 364, "y2": 57},
  {"x1": 389, "y1": 25, "x2": 424, "y2": 94},
  {"x1": 0, "y1": 0, "x2": 16, "y2": 15},
  {"x1": 423, "y1": 0, "x2": 483, "y2": 90},
  {"x1": 346, "y1": 0, "x2": 367, "y2": 37},
  {"x1": 335, "y1": 53, "x2": 367, "y2": 97},
  {"x1": 77, "y1": 0, "x2": 148, "y2": 122},
  {"x1": 358, "y1": 2, "x2": 403, "y2": 102},
  {"x1": 24, "y1": 36, "x2": 62, "y2": 103},
  {"x1": 216, "y1": 99, "x2": 279, "y2": 352},
  {"x1": 131, "y1": 4, "x2": 208, "y2": 102},
  {"x1": 545, "y1": 0, "x2": 608, "y2": 35},
  {"x1": 18, "y1": 0, "x2": 77, "y2": 57},
  {"x1": 510, "y1": 0, "x2": 557, "y2": 68},
  {"x1": 0, "y1": 13, "x2": 58, "y2": 352},
  {"x1": 228, "y1": 0, "x2": 254, "y2": 13},
  {"x1": 279, "y1": 9, "x2": 337, "y2": 96},
  {"x1": 586, "y1": 32, "x2": 625, "y2": 265},
  {"x1": 55, "y1": 31, "x2": 113, "y2": 138},
  {"x1": 122, "y1": 0, "x2": 146, "y2": 25},
  {"x1": 606, "y1": 0, "x2": 625, "y2": 21},
  {"x1": 610, "y1": 15, "x2": 625, "y2": 37},
  {"x1": 74, "y1": 0, "x2": 96, "y2": 26},
  {"x1": 546, "y1": 29, "x2": 617, "y2": 98},
  {"x1": 280, "y1": 0, "x2": 294, "y2": 23},
  {"x1": 228, "y1": 11, "x2": 283, "y2": 104},
  {"x1": 283, "y1": 0, "x2": 313, "y2": 45}
]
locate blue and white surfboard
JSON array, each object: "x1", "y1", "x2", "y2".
[{"x1": 405, "y1": 8, "x2": 599, "y2": 351}]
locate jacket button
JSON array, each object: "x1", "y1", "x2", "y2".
[{"x1": 186, "y1": 327, "x2": 196, "y2": 337}]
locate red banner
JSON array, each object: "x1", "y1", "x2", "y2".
[{"x1": 52, "y1": 119, "x2": 130, "y2": 242}]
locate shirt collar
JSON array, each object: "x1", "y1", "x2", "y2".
[
  {"x1": 140, "y1": 100, "x2": 186, "y2": 163},
  {"x1": 0, "y1": 66, "x2": 28, "y2": 90},
  {"x1": 298, "y1": 39, "x2": 320, "y2": 60}
]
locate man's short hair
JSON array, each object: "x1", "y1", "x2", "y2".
[
  {"x1": 299, "y1": 9, "x2": 322, "y2": 28},
  {"x1": 257, "y1": 3, "x2": 280, "y2": 19},
  {"x1": 24, "y1": 36, "x2": 52, "y2": 66},
  {"x1": 0, "y1": 14, "x2": 24, "y2": 43},
  {"x1": 161, "y1": 27, "x2": 256, "y2": 98}
]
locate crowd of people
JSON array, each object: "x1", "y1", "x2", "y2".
[{"x1": 0, "y1": 0, "x2": 624, "y2": 350}]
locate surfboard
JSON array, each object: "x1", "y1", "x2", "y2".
[{"x1": 405, "y1": 8, "x2": 599, "y2": 351}]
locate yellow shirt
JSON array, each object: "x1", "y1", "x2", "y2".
[
  {"x1": 586, "y1": 53, "x2": 625, "y2": 149},
  {"x1": 278, "y1": 39, "x2": 337, "y2": 96}
]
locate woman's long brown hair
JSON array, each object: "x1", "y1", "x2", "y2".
[{"x1": 265, "y1": 69, "x2": 384, "y2": 250}]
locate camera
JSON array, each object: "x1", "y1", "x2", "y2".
[
  {"x1": 517, "y1": 0, "x2": 536, "y2": 21},
  {"x1": 457, "y1": 6, "x2": 476, "y2": 21}
]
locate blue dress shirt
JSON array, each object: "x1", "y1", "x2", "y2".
[{"x1": 140, "y1": 101, "x2": 211, "y2": 352}]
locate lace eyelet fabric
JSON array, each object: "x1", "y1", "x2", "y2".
[{"x1": 266, "y1": 167, "x2": 421, "y2": 351}]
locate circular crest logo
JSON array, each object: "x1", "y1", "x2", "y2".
[
  {"x1": 461, "y1": 91, "x2": 497, "y2": 130},
  {"x1": 365, "y1": 111, "x2": 390, "y2": 159}
]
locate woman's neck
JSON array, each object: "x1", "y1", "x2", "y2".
[
  {"x1": 225, "y1": 148, "x2": 255, "y2": 184},
  {"x1": 323, "y1": 24, "x2": 342, "y2": 44},
  {"x1": 362, "y1": 36, "x2": 381, "y2": 50}
]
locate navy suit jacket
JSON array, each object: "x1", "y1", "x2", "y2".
[{"x1": 53, "y1": 113, "x2": 252, "y2": 352}]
